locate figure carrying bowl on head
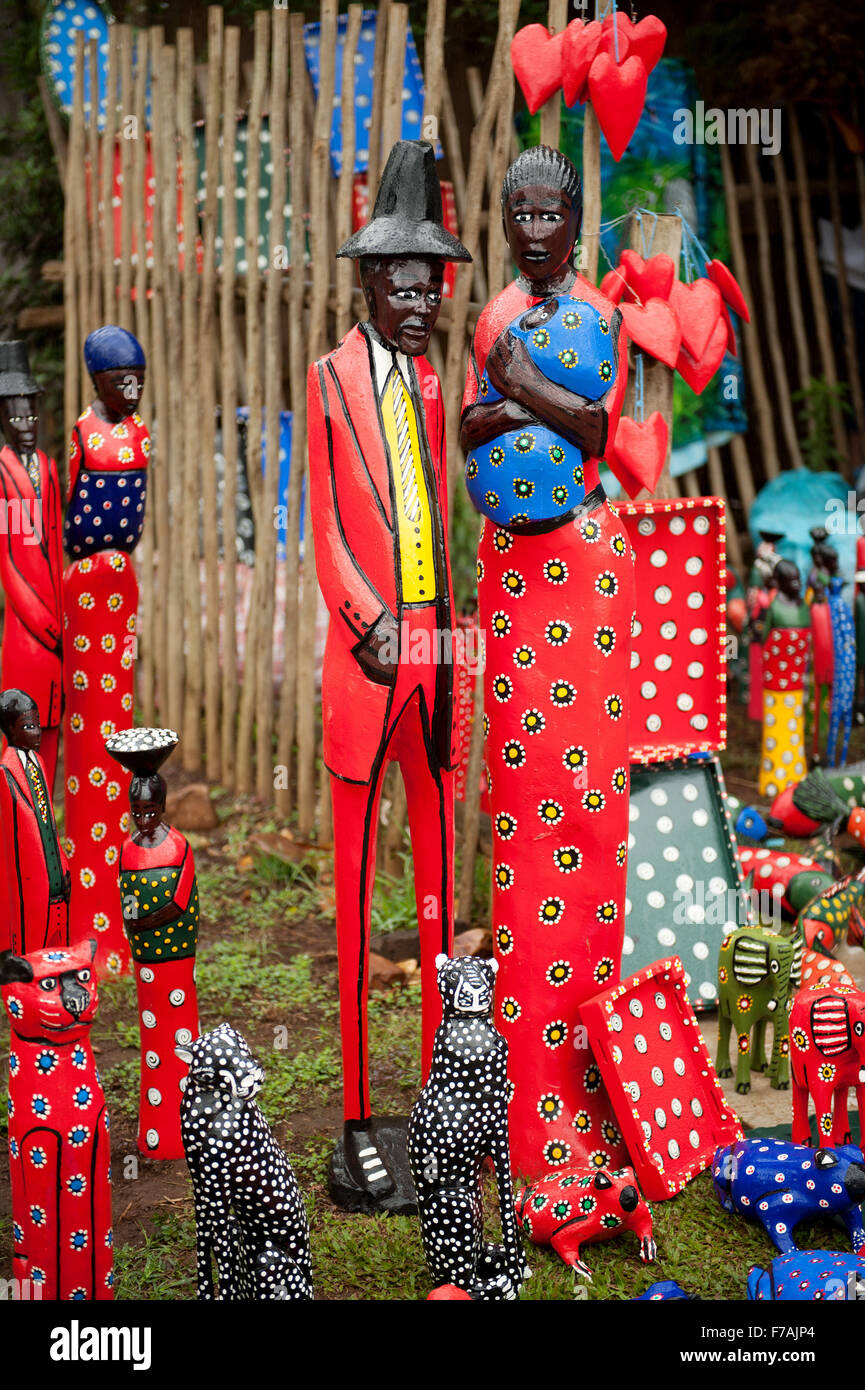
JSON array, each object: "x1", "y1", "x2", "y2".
[{"x1": 107, "y1": 727, "x2": 200, "y2": 1160}]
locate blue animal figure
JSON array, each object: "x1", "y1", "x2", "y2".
[
  {"x1": 712, "y1": 1137, "x2": 865, "y2": 1254},
  {"x1": 748, "y1": 1251, "x2": 865, "y2": 1301},
  {"x1": 464, "y1": 296, "x2": 617, "y2": 528},
  {"x1": 827, "y1": 575, "x2": 856, "y2": 767},
  {"x1": 634, "y1": 1280, "x2": 694, "y2": 1301}
]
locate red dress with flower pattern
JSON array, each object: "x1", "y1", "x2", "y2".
[
  {"x1": 62, "y1": 406, "x2": 150, "y2": 976},
  {"x1": 463, "y1": 276, "x2": 634, "y2": 1182}
]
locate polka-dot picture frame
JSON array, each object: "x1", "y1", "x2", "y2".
[
  {"x1": 612, "y1": 496, "x2": 727, "y2": 764},
  {"x1": 577, "y1": 955, "x2": 744, "y2": 1202},
  {"x1": 623, "y1": 754, "x2": 751, "y2": 1011},
  {"x1": 303, "y1": 9, "x2": 436, "y2": 178}
]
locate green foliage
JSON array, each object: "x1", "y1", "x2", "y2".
[{"x1": 792, "y1": 376, "x2": 851, "y2": 472}]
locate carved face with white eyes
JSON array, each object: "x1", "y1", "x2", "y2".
[{"x1": 361, "y1": 257, "x2": 445, "y2": 357}]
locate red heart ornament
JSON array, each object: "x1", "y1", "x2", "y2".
[
  {"x1": 511, "y1": 24, "x2": 565, "y2": 115},
  {"x1": 619, "y1": 249, "x2": 676, "y2": 304},
  {"x1": 600, "y1": 268, "x2": 627, "y2": 304},
  {"x1": 561, "y1": 18, "x2": 602, "y2": 107},
  {"x1": 719, "y1": 300, "x2": 738, "y2": 357},
  {"x1": 626, "y1": 15, "x2": 667, "y2": 74},
  {"x1": 587, "y1": 53, "x2": 648, "y2": 162},
  {"x1": 598, "y1": 19, "x2": 630, "y2": 63},
  {"x1": 607, "y1": 410, "x2": 668, "y2": 500},
  {"x1": 621, "y1": 297, "x2": 683, "y2": 369},
  {"x1": 669, "y1": 277, "x2": 722, "y2": 362},
  {"x1": 706, "y1": 258, "x2": 750, "y2": 322},
  {"x1": 675, "y1": 314, "x2": 728, "y2": 394}
]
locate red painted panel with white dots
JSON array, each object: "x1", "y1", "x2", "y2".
[
  {"x1": 578, "y1": 956, "x2": 744, "y2": 1201},
  {"x1": 613, "y1": 497, "x2": 726, "y2": 764}
]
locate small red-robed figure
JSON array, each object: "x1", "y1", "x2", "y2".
[
  {"x1": 0, "y1": 341, "x2": 63, "y2": 789},
  {"x1": 307, "y1": 140, "x2": 471, "y2": 1211},
  {"x1": 0, "y1": 687, "x2": 70, "y2": 954},
  {"x1": 1, "y1": 937, "x2": 113, "y2": 1300},
  {"x1": 62, "y1": 325, "x2": 150, "y2": 977},
  {"x1": 108, "y1": 727, "x2": 200, "y2": 1160}
]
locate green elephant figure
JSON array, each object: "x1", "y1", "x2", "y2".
[{"x1": 716, "y1": 927, "x2": 802, "y2": 1094}]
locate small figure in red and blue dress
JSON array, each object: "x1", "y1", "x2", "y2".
[
  {"x1": 107, "y1": 727, "x2": 200, "y2": 1161},
  {"x1": 62, "y1": 325, "x2": 150, "y2": 977}
]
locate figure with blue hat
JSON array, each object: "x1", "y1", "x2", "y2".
[
  {"x1": 62, "y1": 324, "x2": 151, "y2": 978},
  {"x1": 0, "y1": 341, "x2": 64, "y2": 788}
]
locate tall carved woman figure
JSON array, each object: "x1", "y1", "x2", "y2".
[
  {"x1": 461, "y1": 147, "x2": 655, "y2": 1181},
  {"x1": 108, "y1": 727, "x2": 200, "y2": 1160},
  {"x1": 62, "y1": 326, "x2": 150, "y2": 976}
]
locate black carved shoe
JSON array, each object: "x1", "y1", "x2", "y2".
[{"x1": 343, "y1": 1120, "x2": 396, "y2": 1200}]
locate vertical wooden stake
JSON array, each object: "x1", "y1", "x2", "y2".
[
  {"x1": 539, "y1": 0, "x2": 567, "y2": 150},
  {"x1": 220, "y1": 26, "x2": 241, "y2": 790},
  {"x1": 580, "y1": 103, "x2": 602, "y2": 285}
]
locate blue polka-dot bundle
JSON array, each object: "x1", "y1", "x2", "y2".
[
  {"x1": 748, "y1": 1251, "x2": 865, "y2": 1300},
  {"x1": 465, "y1": 298, "x2": 616, "y2": 528},
  {"x1": 712, "y1": 1137, "x2": 865, "y2": 1254}
]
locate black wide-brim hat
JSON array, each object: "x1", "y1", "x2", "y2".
[
  {"x1": 0, "y1": 340, "x2": 42, "y2": 398},
  {"x1": 105, "y1": 726, "x2": 179, "y2": 777},
  {"x1": 337, "y1": 140, "x2": 471, "y2": 263}
]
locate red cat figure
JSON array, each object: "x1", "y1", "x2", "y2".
[{"x1": 0, "y1": 938, "x2": 114, "y2": 1300}]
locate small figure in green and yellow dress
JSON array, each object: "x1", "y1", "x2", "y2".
[
  {"x1": 107, "y1": 727, "x2": 200, "y2": 1159},
  {"x1": 758, "y1": 560, "x2": 811, "y2": 799}
]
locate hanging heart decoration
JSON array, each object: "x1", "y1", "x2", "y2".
[
  {"x1": 619, "y1": 249, "x2": 676, "y2": 304},
  {"x1": 587, "y1": 52, "x2": 649, "y2": 162},
  {"x1": 561, "y1": 18, "x2": 602, "y2": 106},
  {"x1": 616, "y1": 13, "x2": 668, "y2": 74},
  {"x1": 600, "y1": 268, "x2": 627, "y2": 304},
  {"x1": 668, "y1": 277, "x2": 722, "y2": 362},
  {"x1": 510, "y1": 24, "x2": 566, "y2": 114},
  {"x1": 620, "y1": 297, "x2": 683, "y2": 369},
  {"x1": 706, "y1": 258, "x2": 750, "y2": 322},
  {"x1": 597, "y1": 20, "x2": 631, "y2": 63},
  {"x1": 719, "y1": 300, "x2": 738, "y2": 357},
  {"x1": 607, "y1": 411, "x2": 669, "y2": 499},
  {"x1": 675, "y1": 315, "x2": 728, "y2": 395}
]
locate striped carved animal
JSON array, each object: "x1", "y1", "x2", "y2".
[
  {"x1": 717, "y1": 927, "x2": 802, "y2": 1094},
  {"x1": 790, "y1": 983, "x2": 865, "y2": 1145}
]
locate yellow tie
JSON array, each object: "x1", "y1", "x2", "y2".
[{"x1": 381, "y1": 366, "x2": 436, "y2": 604}]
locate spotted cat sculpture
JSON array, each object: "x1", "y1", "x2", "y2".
[
  {"x1": 712, "y1": 1137, "x2": 865, "y2": 1255},
  {"x1": 177, "y1": 1024, "x2": 312, "y2": 1300},
  {"x1": 408, "y1": 954, "x2": 529, "y2": 1300}
]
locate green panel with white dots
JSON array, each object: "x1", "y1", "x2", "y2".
[{"x1": 624, "y1": 756, "x2": 752, "y2": 1011}]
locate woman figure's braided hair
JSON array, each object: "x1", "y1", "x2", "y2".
[{"x1": 501, "y1": 145, "x2": 583, "y2": 218}]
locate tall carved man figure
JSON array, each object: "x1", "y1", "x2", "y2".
[
  {"x1": 307, "y1": 141, "x2": 471, "y2": 1210},
  {"x1": 0, "y1": 342, "x2": 63, "y2": 789}
]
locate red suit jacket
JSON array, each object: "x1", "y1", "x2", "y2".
[
  {"x1": 0, "y1": 445, "x2": 63, "y2": 727},
  {"x1": 307, "y1": 324, "x2": 458, "y2": 785},
  {"x1": 0, "y1": 744, "x2": 69, "y2": 953}
]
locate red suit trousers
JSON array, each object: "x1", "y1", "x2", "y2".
[{"x1": 329, "y1": 604, "x2": 454, "y2": 1123}]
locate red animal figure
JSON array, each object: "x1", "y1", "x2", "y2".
[
  {"x1": 515, "y1": 1164, "x2": 655, "y2": 1282},
  {"x1": 790, "y1": 983, "x2": 865, "y2": 1146},
  {"x1": 0, "y1": 938, "x2": 113, "y2": 1300}
]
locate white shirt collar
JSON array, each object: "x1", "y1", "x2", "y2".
[{"x1": 364, "y1": 325, "x2": 412, "y2": 396}]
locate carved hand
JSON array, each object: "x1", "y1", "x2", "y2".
[{"x1": 355, "y1": 611, "x2": 399, "y2": 685}]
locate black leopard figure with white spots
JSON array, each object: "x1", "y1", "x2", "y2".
[
  {"x1": 177, "y1": 1024, "x2": 312, "y2": 1300},
  {"x1": 408, "y1": 954, "x2": 530, "y2": 1299}
]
